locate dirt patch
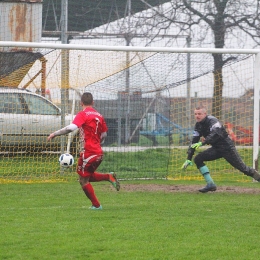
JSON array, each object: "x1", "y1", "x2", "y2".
[{"x1": 120, "y1": 184, "x2": 260, "y2": 194}]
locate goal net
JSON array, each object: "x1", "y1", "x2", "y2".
[{"x1": 0, "y1": 41, "x2": 259, "y2": 183}]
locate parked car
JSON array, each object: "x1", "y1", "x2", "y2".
[{"x1": 0, "y1": 87, "x2": 78, "y2": 154}]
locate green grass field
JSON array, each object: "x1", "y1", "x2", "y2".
[{"x1": 1, "y1": 180, "x2": 260, "y2": 260}]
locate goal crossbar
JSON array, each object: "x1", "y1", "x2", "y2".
[{"x1": 1, "y1": 41, "x2": 260, "y2": 54}]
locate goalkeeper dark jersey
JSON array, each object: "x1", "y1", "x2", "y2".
[{"x1": 187, "y1": 115, "x2": 232, "y2": 160}]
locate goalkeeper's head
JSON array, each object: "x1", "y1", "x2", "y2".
[{"x1": 194, "y1": 106, "x2": 207, "y2": 123}]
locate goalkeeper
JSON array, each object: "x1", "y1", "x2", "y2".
[{"x1": 182, "y1": 106, "x2": 260, "y2": 193}]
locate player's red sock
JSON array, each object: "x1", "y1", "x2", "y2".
[
  {"x1": 82, "y1": 183, "x2": 100, "y2": 207},
  {"x1": 89, "y1": 172, "x2": 109, "y2": 182}
]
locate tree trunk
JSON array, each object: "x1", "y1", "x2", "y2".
[
  {"x1": 212, "y1": 67, "x2": 223, "y2": 119},
  {"x1": 212, "y1": 53, "x2": 224, "y2": 119}
]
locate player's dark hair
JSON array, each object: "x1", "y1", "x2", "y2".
[{"x1": 81, "y1": 92, "x2": 93, "y2": 105}]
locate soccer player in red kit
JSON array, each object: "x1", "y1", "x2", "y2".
[{"x1": 47, "y1": 92, "x2": 120, "y2": 210}]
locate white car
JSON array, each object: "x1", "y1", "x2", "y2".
[{"x1": 0, "y1": 87, "x2": 78, "y2": 154}]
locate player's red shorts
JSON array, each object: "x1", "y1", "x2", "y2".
[{"x1": 77, "y1": 151, "x2": 103, "y2": 177}]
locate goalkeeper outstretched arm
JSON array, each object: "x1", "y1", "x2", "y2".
[
  {"x1": 181, "y1": 134, "x2": 203, "y2": 169},
  {"x1": 181, "y1": 145, "x2": 194, "y2": 169}
]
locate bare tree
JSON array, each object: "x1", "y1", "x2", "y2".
[{"x1": 140, "y1": 0, "x2": 260, "y2": 118}]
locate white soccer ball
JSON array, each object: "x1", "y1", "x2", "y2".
[{"x1": 59, "y1": 153, "x2": 74, "y2": 167}]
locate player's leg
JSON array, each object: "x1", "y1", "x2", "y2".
[
  {"x1": 89, "y1": 172, "x2": 120, "y2": 191},
  {"x1": 79, "y1": 176, "x2": 102, "y2": 209},
  {"x1": 194, "y1": 147, "x2": 220, "y2": 192},
  {"x1": 86, "y1": 155, "x2": 120, "y2": 191},
  {"x1": 223, "y1": 147, "x2": 260, "y2": 181},
  {"x1": 77, "y1": 153, "x2": 102, "y2": 209}
]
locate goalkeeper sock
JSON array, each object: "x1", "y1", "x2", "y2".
[
  {"x1": 89, "y1": 172, "x2": 109, "y2": 182},
  {"x1": 199, "y1": 165, "x2": 215, "y2": 184},
  {"x1": 82, "y1": 183, "x2": 100, "y2": 208}
]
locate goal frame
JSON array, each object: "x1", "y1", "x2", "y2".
[{"x1": 1, "y1": 40, "x2": 259, "y2": 169}]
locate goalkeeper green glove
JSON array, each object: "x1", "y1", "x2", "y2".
[
  {"x1": 191, "y1": 142, "x2": 203, "y2": 150},
  {"x1": 181, "y1": 160, "x2": 193, "y2": 169}
]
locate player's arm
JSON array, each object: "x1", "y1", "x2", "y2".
[
  {"x1": 181, "y1": 131, "x2": 200, "y2": 169},
  {"x1": 100, "y1": 117, "x2": 108, "y2": 144},
  {"x1": 100, "y1": 132, "x2": 107, "y2": 144},
  {"x1": 187, "y1": 129, "x2": 201, "y2": 157},
  {"x1": 187, "y1": 138, "x2": 200, "y2": 160},
  {"x1": 47, "y1": 123, "x2": 78, "y2": 141}
]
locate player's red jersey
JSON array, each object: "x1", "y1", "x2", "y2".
[{"x1": 72, "y1": 107, "x2": 108, "y2": 155}]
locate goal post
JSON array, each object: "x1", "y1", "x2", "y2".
[
  {"x1": 253, "y1": 52, "x2": 260, "y2": 170},
  {"x1": 0, "y1": 40, "x2": 259, "y2": 183}
]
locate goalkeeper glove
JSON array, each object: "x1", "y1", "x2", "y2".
[
  {"x1": 191, "y1": 142, "x2": 203, "y2": 150},
  {"x1": 181, "y1": 160, "x2": 193, "y2": 169}
]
